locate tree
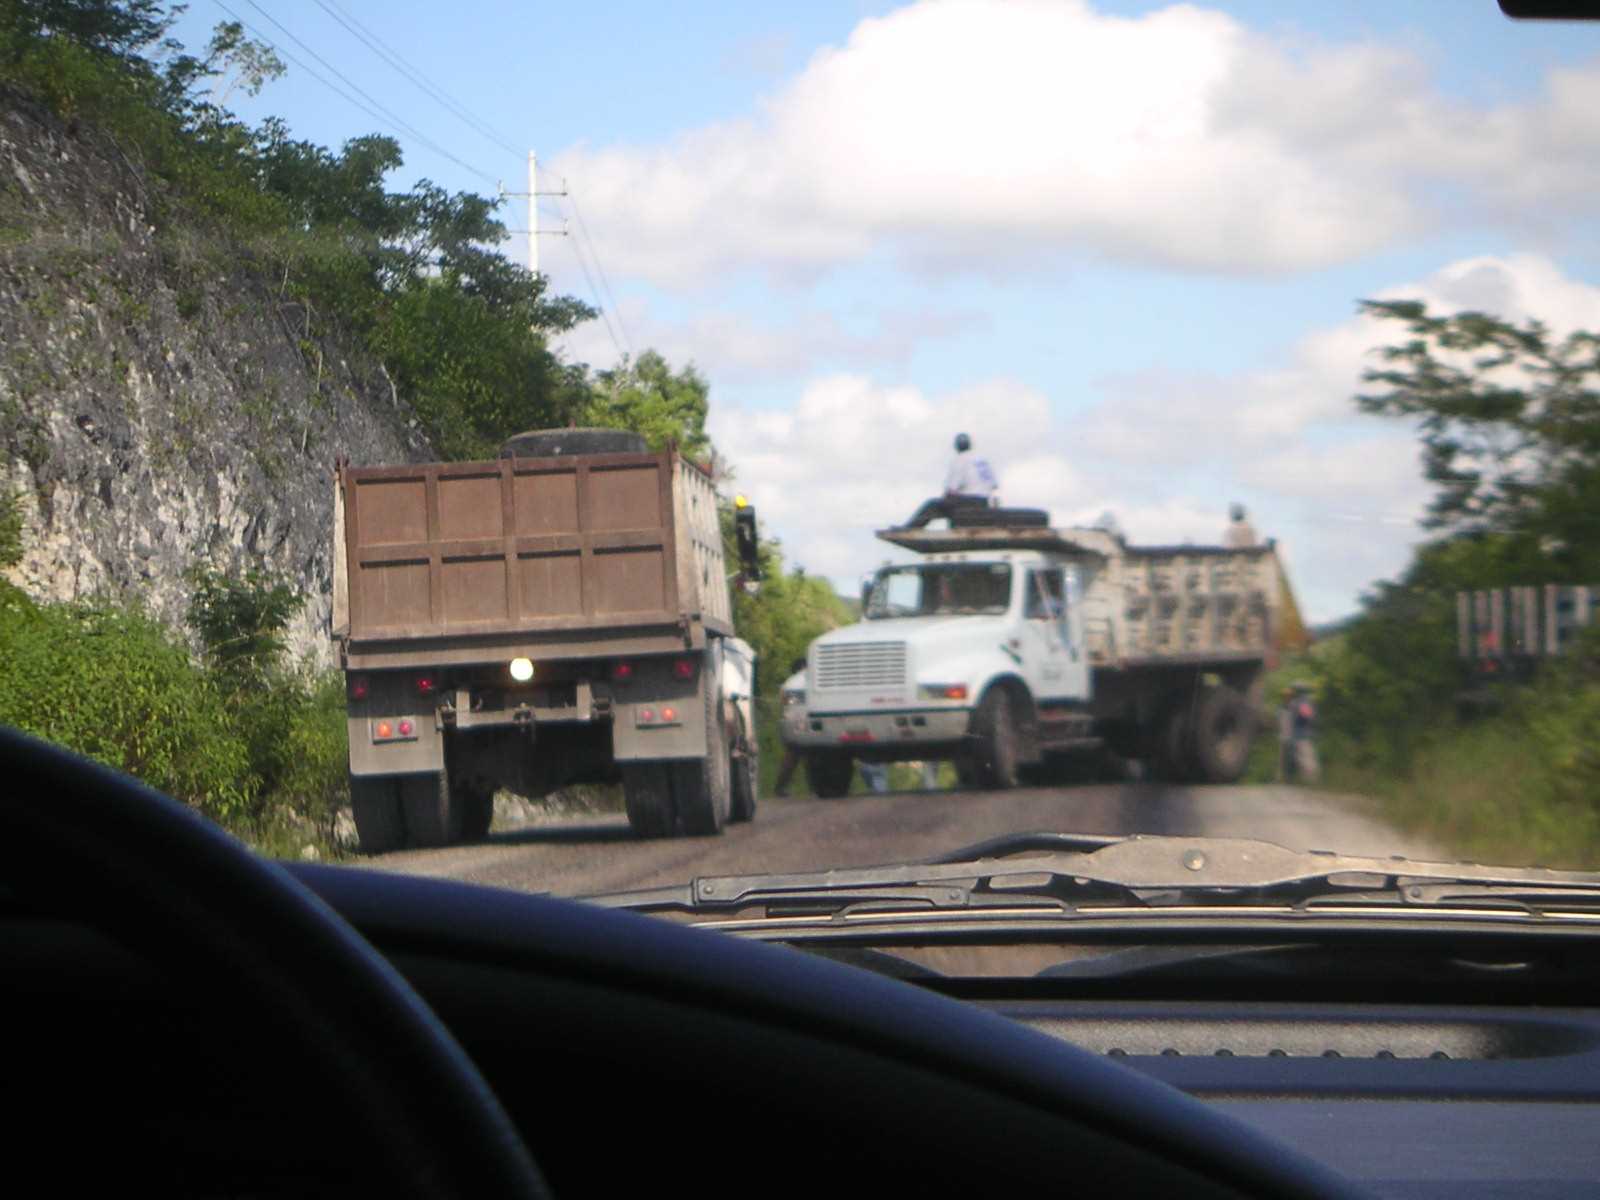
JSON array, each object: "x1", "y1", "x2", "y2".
[
  {"x1": 1358, "y1": 300, "x2": 1600, "y2": 581},
  {"x1": 587, "y1": 351, "x2": 712, "y2": 460}
]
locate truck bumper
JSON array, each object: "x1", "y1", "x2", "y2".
[{"x1": 783, "y1": 708, "x2": 972, "y2": 759}]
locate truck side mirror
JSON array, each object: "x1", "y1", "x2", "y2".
[{"x1": 734, "y1": 504, "x2": 762, "y2": 582}]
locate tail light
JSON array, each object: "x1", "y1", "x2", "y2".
[
  {"x1": 672, "y1": 657, "x2": 696, "y2": 680},
  {"x1": 660, "y1": 706, "x2": 677, "y2": 723},
  {"x1": 348, "y1": 675, "x2": 369, "y2": 701},
  {"x1": 415, "y1": 674, "x2": 436, "y2": 695},
  {"x1": 611, "y1": 661, "x2": 634, "y2": 681},
  {"x1": 398, "y1": 718, "x2": 415, "y2": 737}
]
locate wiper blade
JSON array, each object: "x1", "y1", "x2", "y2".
[{"x1": 582, "y1": 833, "x2": 1600, "y2": 919}]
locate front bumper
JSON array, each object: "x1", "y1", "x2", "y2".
[{"x1": 782, "y1": 707, "x2": 972, "y2": 758}]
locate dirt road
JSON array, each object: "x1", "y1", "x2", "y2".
[{"x1": 368, "y1": 782, "x2": 1436, "y2": 897}]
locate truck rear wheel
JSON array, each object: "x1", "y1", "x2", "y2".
[
  {"x1": 349, "y1": 774, "x2": 407, "y2": 855},
  {"x1": 1156, "y1": 702, "x2": 1196, "y2": 783},
  {"x1": 729, "y1": 712, "x2": 758, "y2": 823},
  {"x1": 399, "y1": 769, "x2": 461, "y2": 848},
  {"x1": 459, "y1": 787, "x2": 494, "y2": 841},
  {"x1": 1191, "y1": 685, "x2": 1254, "y2": 783},
  {"x1": 805, "y1": 752, "x2": 854, "y2": 798},
  {"x1": 974, "y1": 688, "x2": 1022, "y2": 790},
  {"x1": 623, "y1": 763, "x2": 677, "y2": 837},
  {"x1": 677, "y1": 667, "x2": 732, "y2": 835}
]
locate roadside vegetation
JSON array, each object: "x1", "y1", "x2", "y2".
[
  {"x1": 0, "y1": 1, "x2": 856, "y2": 851},
  {"x1": 1281, "y1": 302, "x2": 1600, "y2": 867}
]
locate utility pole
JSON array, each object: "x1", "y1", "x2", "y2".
[{"x1": 498, "y1": 150, "x2": 568, "y2": 277}]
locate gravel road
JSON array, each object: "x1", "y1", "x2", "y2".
[{"x1": 364, "y1": 781, "x2": 1440, "y2": 897}]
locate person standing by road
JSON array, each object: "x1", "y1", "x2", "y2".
[
  {"x1": 1290, "y1": 685, "x2": 1320, "y2": 783},
  {"x1": 900, "y1": 434, "x2": 1000, "y2": 529},
  {"x1": 1275, "y1": 686, "x2": 1296, "y2": 782},
  {"x1": 859, "y1": 760, "x2": 890, "y2": 793}
]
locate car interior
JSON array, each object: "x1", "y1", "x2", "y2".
[{"x1": 11, "y1": 725, "x2": 1600, "y2": 1198}]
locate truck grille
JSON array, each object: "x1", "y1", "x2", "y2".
[{"x1": 815, "y1": 642, "x2": 907, "y2": 690}]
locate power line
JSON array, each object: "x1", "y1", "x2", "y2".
[
  {"x1": 566, "y1": 222, "x2": 625, "y2": 361},
  {"x1": 313, "y1": 0, "x2": 524, "y2": 161},
  {"x1": 566, "y1": 191, "x2": 634, "y2": 358},
  {"x1": 219, "y1": 0, "x2": 499, "y2": 187}
]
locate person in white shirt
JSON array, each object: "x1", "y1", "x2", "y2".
[{"x1": 902, "y1": 434, "x2": 1000, "y2": 528}]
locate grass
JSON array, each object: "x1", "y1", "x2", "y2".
[{"x1": 1318, "y1": 726, "x2": 1600, "y2": 870}]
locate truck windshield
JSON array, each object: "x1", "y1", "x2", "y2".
[{"x1": 866, "y1": 564, "x2": 1012, "y2": 619}]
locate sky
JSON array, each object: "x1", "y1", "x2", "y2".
[{"x1": 169, "y1": 1, "x2": 1600, "y2": 622}]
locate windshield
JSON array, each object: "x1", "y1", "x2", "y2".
[
  {"x1": 6, "y1": 1, "x2": 1600, "y2": 965},
  {"x1": 866, "y1": 564, "x2": 1012, "y2": 618}
]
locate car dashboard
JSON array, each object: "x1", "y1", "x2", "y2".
[{"x1": 10, "y1": 856, "x2": 1600, "y2": 1199}]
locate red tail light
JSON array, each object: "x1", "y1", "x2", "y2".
[
  {"x1": 398, "y1": 718, "x2": 415, "y2": 737},
  {"x1": 348, "y1": 675, "x2": 369, "y2": 700},
  {"x1": 611, "y1": 661, "x2": 634, "y2": 681},
  {"x1": 416, "y1": 674, "x2": 435, "y2": 695},
  {"x1": 672, "y1": 658, "x2": 696, "y2": 680}
]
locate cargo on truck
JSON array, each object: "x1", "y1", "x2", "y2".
[
  {"x1": 332, "y1": 428, "x2": 761, "y2": 852},
  {"x1": 782, "y1": 518, "x2": 1290, "y2": 794}
]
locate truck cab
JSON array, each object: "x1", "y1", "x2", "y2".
[{"x1": 788, "y1": 548, "x2": 1096, "y2": 795}]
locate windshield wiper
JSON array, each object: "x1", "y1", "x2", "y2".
[{"x1": 582, "y1": 833, "x2": 1600, "y2": 919}]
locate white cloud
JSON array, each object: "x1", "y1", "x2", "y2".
[
  {"x1": 557, "y1": 296, "x2": 988, "y2": 380},
  {"x1": 551, "y1": 0, "x2": 1600, "y2": 287}
]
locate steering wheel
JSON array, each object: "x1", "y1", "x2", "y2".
[{"x1": 0, "y1": 725, "x2": 550, "y2": 1199}]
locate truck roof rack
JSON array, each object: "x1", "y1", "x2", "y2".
[{"x1": 874, "y1": 526, "x2": 1112, "y2": 556}]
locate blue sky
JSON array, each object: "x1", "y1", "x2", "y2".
[{"x1": 169, "y1": 2, "x2": 1600, "y2": 620}]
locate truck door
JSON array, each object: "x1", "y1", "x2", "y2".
[{"x1": 1020, "y1": 566, "x2": 1089, "y2": 703}]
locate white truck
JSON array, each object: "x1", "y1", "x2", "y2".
[{"x1": 782, "y1": 522, "x2": 1288, "y2": 795}]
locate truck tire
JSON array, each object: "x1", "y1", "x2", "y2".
[
  {"x1": 459, "y1": 787, "x2": 494, "y2": 841},
  {"x1": 623, "y1": 762, "x2": 677, "y2": 837},
  {"x1": 676, "y1": 667, "x2": 732, "y2": 835},
  {"x1": 499, "y1": 427, "x2": 648, "y2": 458},
  {"x1": 349, "y1": 774, "x2": 407, "y2": 855},
  {"x1": 399, "y1": 769, "x2": 461, "y2": 848},
  {"x1": 973, "y1": 687, "x2": 1022, "y2": 790},
  {"x1": 1191, "y1": 685, "x2": 1254, "y2": 784},
  {"x1": 805, "y1": 752, "x2": 855, "y2": 799},
  {"x1": 729, "y1": 712, "x2": 758, "y2": 823},
  {"x1": 1155, "y1": 702, "x2": 1196, "y2": 783}
]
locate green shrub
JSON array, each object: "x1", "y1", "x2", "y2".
[{"x1": 0, "y1": 582, "x2": 255, "y2": 818}]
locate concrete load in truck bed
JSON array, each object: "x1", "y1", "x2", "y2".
[{"x1": 335, "y1": 447, "x2": 730, "y2": 670}]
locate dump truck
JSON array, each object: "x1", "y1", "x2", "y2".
[
  {"x1": 782, "y1": 519, "x2": 1288, "y2": 792},
  {"x1": 333, "y1": 428, "x2": 761, "y2": 852}
]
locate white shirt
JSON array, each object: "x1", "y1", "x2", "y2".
[
  {"x1": 1223, "y1": 519, "x2": 1258, "y2": 548},
  {"x1": 945, "y1": 450, "x2": 998, "y2": 499}
]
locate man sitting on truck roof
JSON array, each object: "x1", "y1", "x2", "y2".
[{"x1": 899, "y1": 433, "x2": 1000, "y2": 529}]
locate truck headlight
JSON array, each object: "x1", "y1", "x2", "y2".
[{"x1": 782, "y1": 689, "x2": 805, "y2": 709}]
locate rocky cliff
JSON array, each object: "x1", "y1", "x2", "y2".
[{"x1": 0, "y1": 88, "x2": 433, "y2": 666}]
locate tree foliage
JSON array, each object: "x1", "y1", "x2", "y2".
[
  {"x1": 586, "y1": 351, "x2": 713, "y2": 459},
  {"x1": 1358, "y1": 300, "x2": 1600, "y2": 581}
]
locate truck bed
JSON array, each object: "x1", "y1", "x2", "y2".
[{"x1": 333, "y1": 449, "x2": 730, "y2": 668}]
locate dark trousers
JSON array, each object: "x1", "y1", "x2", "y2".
[{"x1": 903, "y1": 495, "x2": 990, "y2": 529}]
